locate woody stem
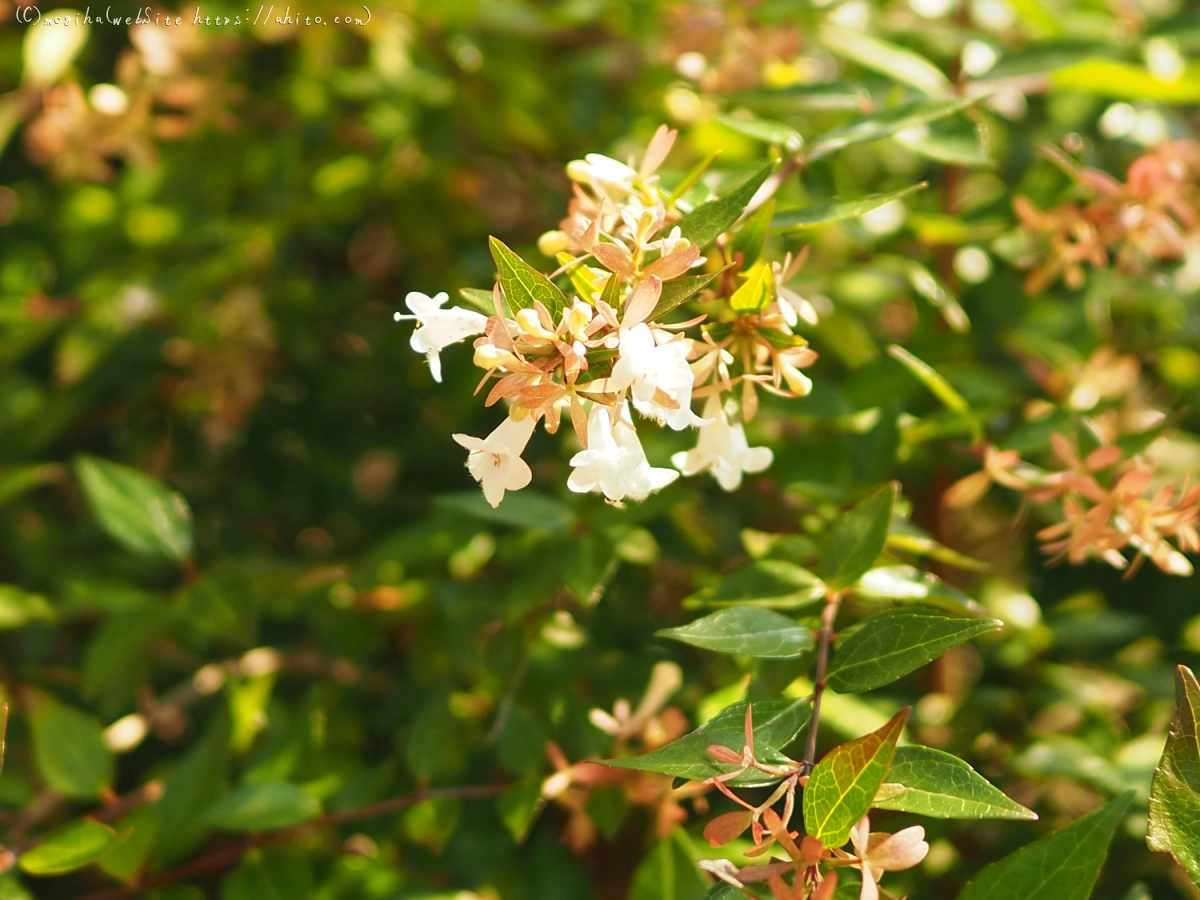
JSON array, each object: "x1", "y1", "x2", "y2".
[{"x1": 803, "y1": 591, "x2": 842, "y2": 773}]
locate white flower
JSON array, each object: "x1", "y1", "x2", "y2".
[
  {"x1": 672, "y1": 396, "x2": 773, "y2": 491},
  {"x1": 452, "y1": 415, "x2": 537, "y2": 508},
  {"x1": 566, "y1": 153, "x2": 638, "y2": 196},
  {"x1": 568, "y1": 403, "x2": 678, "y2": 502},
  {"x1": 394, "y1": 291, "x2": 487, "y2": 383},
  {"x1": 610, "y1": 324, "x2": 706, "y2": 431}
]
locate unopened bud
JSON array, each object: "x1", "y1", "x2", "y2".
[
  {"x1": 474, "y1": 343, "x2": 515, "y2": 370},
  {"x1": 780, "y1": 361, "x2": 813, "y2": 396},
  {"x1": 538, "y1": 230, "x2": 571, "y2": 257}
]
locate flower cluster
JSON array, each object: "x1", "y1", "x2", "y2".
[
  {"x1": 947, "y1": 434, "x2": 1200, "y2": 576},
  {"x1": 1014, "y1": 140, "x2": 1200, "y2": 295},
  {"x1": 397, "y1": 126, "x2": 818, "y2": 507}
]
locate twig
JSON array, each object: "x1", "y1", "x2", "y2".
[
  {"x1": 77, "y1": 783, "x2": 507, "y2": 900},
  {"x1": 802, "y1": 591, "x2": 842, "y2": 774}
]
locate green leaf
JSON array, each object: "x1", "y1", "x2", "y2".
[
  {"x1": 803, "y1": 709, "x2": 909, "y2": 849},
  {"x1": 435, "y1": 490, "x2": 574, "y2": 531},
  {"x1": 649, "y1": 268, "x2": 726, "y2": 321},
  {"x1": 629, "y1": 832, "x2": 708, "y2": 900},
  {"x1": 221, "y1": 847, "x2": 313, "y2": 900},
  {"x1": 684, "y1": 560, "x2": 827, "y2": 610},
  {"x1": 957, "y1": 791, "x2": 1134, "y2": 900},
  {"x1": 658, "y1": 607, "x2": 814, "y2": 659},
  {"x1": 498, "y1": 774, "x2": 546, "y2": 844},
  {"x1": 204, "y1": 782, "x2": 321, "y2": 832},
  {"x1": 605, "y1": 699, "x2": 810, "y2": 788},
  {"x1": 1050, "y1": 59, "x2": 1200, "y2": 103},
  {"x1": 0, "y1": 585, "x2": 55, "y2": 630},
  {"x1": 717, "y1": 114, "x2": 804, "y2": 153},
  {"x1": 98, "y1": 806, "x2": 160, "y2": 884},
  {"x1": 730, "y1": 264, "x2": 774, "y2": 313},
  {"x1": 894, "y1": 114, "x2": 989, "y2": 167},
  {"x1": 1147, "y1": 665, "x2": 1200, "y2": 885},
  {"x1": 731, "y1": 199, "x2": 775, "y2": 267},
  {"x1": 30, "y1": 701, "x2": 114, "y2": 799},
  {"x1": 874, "y1": 746, "x2": 1038, "y2": 820},
  {"x1": 0, "y1": 463, "x2": 63, "y2": 507},
  {"x1": 809, "y1": 97, "x2": 978, "y2": 160},
  {"x1": 19, "y1": 819, "x2": 117, "y2": 876},
  {"x1": 74, "y1": 455, "x2": 194, "y2": 562},
  {"x1": 887, "y1": 345, "x2": 981, "y2": 442},
  {"x1": 489, "y1": 236, "x2": 569, "y2": 320},
  {"x1": 982, "y1": 41, "x2": 1113, "y2": 80},
  {"x1": 458, "y1": 287, "x2": 497, "y2": 314},
  {"x1": 676, "y1": 165, "x2": 774, "y2": 249},
  {"x1": 772, "y1": 184, "x2": 927, "y2": 232},
  {"x1": 819, "y1": 23, "x2": 952, "y2": 97},
  {"x1": 854, "y1": 566, "x2": 985, "y2": 615},
  {"x1": 827, "y1": 608, "x2": 1000, "y2": 693},
  {"x1": 818, "y1": 484, "x2": 896, "y2": 591},
  {"x1": 885, "y1": 529, "x2": 989, "y2": 572}
]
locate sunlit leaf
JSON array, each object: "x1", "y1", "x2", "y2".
[
  {"x1": 30, "y1": 701, "x2": 114, "y2": 799},
  {"x1": 658, "y1": 606, "x2": 814, "y2": 659},
  {"x1": 489, "y1": 236, "x2": 569, "y2": 320},
  {"x1": 803, "y1": 709, "x2": 909, "y2": 849},
  {"x1": 1050, "y1": 59, "x2": 1200, "y2": 103},
  {"x1": 874, "y1": 746, "x2": 1038, "y2": 820},
  {"x1": 676, "y1": 165, "x2": 774, "y2": 249},
  {"x1": 819, "y1": 24, "x2": 952, "y2": 97},
  {"x1": 809, "y1": 98, "x2": 978, "y2": 160},
  {"x1": 19, "y1": 819, "x2": 117, "y2": 876},
  {"x1": 684, "y1": 560, "x2": 826, "y2": 610},
  {"x1": 204, "y1": 782, "x2": 321, "y2": 832},
  {"x1": 827, "y1": 607, "x2": 1001, "y2": 693},
  {"x1": 717, "y1": 114, "x2": 804, "y2": 153},
  {"x1": 1147, "y1": 665, "x2": 1200, "y2": 884}
]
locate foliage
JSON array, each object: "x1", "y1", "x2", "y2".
[{"x1": 1, "y1": 0, "x2": 1200, "y2": 898}]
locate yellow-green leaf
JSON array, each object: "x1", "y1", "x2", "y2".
[
  {"x1": 803, "y1": 708, "x2": 909, "y2": 849},
  {"x1": 489, "y1": 236, "x2": 569, "y2": 320},
  {"x1": 19, "y1": 819, "x2": 117, "y2": 876},
  {"x1": 1147, "y1": 665, "x2": 1200, "y2": 885}
]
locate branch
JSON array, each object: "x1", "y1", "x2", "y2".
[
  {"x1": 77, "y1": 783, "x2": 507, "y2": 900},
  {"x1": 802, "y1": 591, "x2": 842, "y2": 774}
]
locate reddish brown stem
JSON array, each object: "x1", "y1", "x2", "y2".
[{"x1": 802, "y1": 592, "x2": 842, "y2": 773}]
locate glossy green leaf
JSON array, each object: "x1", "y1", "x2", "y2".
[
  {"x1": 874, "y1": 746, "x2": 1037, "y2": 820},
  {"x1": 684, "y1": 560, "x2": 826, "y2": 610},
  {"x1": 827, "y1": 608, "x2": 1001, "y2": 693},
  {"x1": 885, "y1": 529, "x2": 989, "y2": 572},
  {"x1": 676, "y1": 165, "x2": 774, "y2": 249},
  {"x1": 772, "y1": 184, "x2": 927, "y2": 232},
  {"x1": 629, "y1": 832, "x2": 708, "y2": 900},
  {"x1": 658, "y1": 606, "x2": 814, "y2": 659},
  {"x1": 717, "y1": 114, "x2": 804, "y2": 153},
  {"x1": 819, "y1": 24, "x2": 952, "y2": 97},
  {"x1": 818, "y1": 484, "x2": 896, "y2": 591},
  {"x1": 204, "y1": 782, "x2": 321, "y2": 832},
  {"x1": 30, "y1": 701, "x2": 114, "y2": 799},
  {"x1": 0, "y1": 585, "x2": 55, "y2": 630},
  {"x1": 498, "y1": 775, "x2": 546, "y2": 844},
  {"x1": 957, "y1": 791, "x2": 1134, "y2": 900},
  {"x1": 489, "y1": 236, "x2": 569, "y2": 320},
  {"x1": 1147, "y1": 665, "x2": 1200, "y2": 884},
  {"x1": 803, "y1": 709, "x2": 909, "y2": 849},
  {"x1": 74, "y1": 455, "x2": 193, "y2": 562},
  {"x1": 809, "y1": 97, "x2": 978, "y2": 160},
  {"x1": 648, "y1": 268, "x2": 726, "y2": 321},
  {"x1": 731, "y1": 199, "x2": 775, "y2": 267},
  {"x1": 855, "y1": 566, "x2": 984, "y2": 615},
  {"x1": 19, "y1": 819, "x2": 117, "y2": 875},
  {"x1": 605, "y1": 699, "x2": 810, "y2": 788}
]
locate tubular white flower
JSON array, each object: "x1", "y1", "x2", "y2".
[
  {"x1": 452, "y1": 414, "x2": 537, "y2": 508},
  {"x1": 672, "y1": 396, "x2": 773, "y2": 491},
  {"x1": 566, "y1": 153, "x2": 638, "y2": 196},
  {"x1": 568, "y1": 403, "x2": 678, "y2": 502},
  {"x1": 395, "y1": 291, "x2": 488, "y2": 383},
  {"x1": 610, "y1": 324, "x2": 706, "y2": 430}
]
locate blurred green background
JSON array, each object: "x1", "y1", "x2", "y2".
[{"x1": 2, "y1": 0, "x2": 1200, "y2": 897}]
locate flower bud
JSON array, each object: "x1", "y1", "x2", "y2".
[{"x1": 538, "y1": 230, "x2": 571, "y2": 257}]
